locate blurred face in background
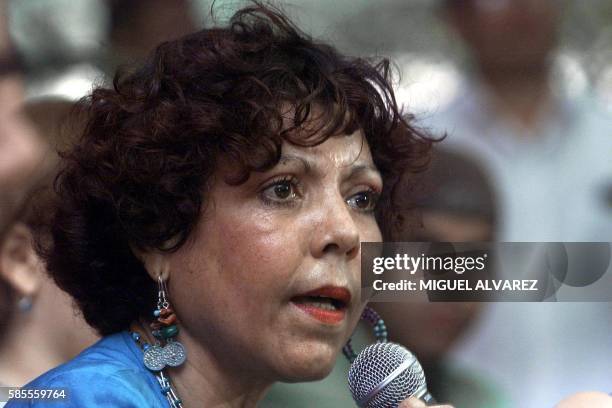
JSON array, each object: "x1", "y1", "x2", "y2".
[
  {"x1": 0, "y1": 85, "x2": 40, "y2": 329},
  {"x1": 0, "y1": 77, "x2": 46, "y2": 239},
  {"x1": 375, "y1": 211, "x2": 488, "y2": 364},
  {"x1": 0, "y1": 32, "x2": 47, "y2": 321},
  {"x1": 0, "y1": 100, "x2": 99, "y2": 385},
  {"x1": 446, "y1": 0, "x2": 560, "y2": 72},
  {"x1": 377, "y1": 147, "x2": 493, "y2": 364},
  {"x1": 388, "y1": 212, "x2": 489, "y2": 363}
]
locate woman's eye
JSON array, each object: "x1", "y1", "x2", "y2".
[
  {"x1": 347, "y1": 190, "x2": 379, "y2": 212},
  {"x1": 271, "y1": 182, "x2": 292, "y2": 199},
  {"x1": 260, "y1": 178, "x2": 299, "y2": 206}
]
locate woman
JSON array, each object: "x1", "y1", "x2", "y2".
[{"x1": 6, "y1": 3, "x2": 442, "y2": 407}]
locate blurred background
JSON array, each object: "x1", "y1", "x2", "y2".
[
  {"x1": 6, "y1": 0, "x2": 612, "y2": 113},
  {"x1": 1, "y1": 1, "x2": 611, "y2": 408}
]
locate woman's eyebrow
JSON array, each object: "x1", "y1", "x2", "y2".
[
  {"x1": 278, "y1": 154, "x2": 313, "y2": 174},
  {"x1": 278, "y1": 154, "x2": 381, "y2": 181},
  {"x1": 345, "y1": 163, "x2": 381, "y2": 181}
]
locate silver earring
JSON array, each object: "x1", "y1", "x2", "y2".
[{"x1": 142, "y1": 275, "x2": 187, "y2": 372}]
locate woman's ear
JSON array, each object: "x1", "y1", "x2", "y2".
[
  {"x1": 131, "y1": 246, "x2": 171, "y2": 282},
  {"x1": 0, "y1": 222, "x2": 43, "y2": 297}
]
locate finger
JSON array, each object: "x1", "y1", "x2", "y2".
[
  {"x1": 399, "y1": 397, "x2": 454, "y2": 408},
  {"x1": 555, "y1": 391, "x2": 612, "y2": 408},
  {"x1": 399, "y1": 397, "x2": 427, "y2": 408}
]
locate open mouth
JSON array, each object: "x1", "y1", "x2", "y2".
[
  {"x1": 290, "y1": 286, "x2": 351, "y2": 325},
  {"x1": 291, "y1": 295, "x2": 347, "y2": 311}
]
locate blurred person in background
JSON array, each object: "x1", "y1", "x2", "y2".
[
  {"x1": 1, "y1": 12, "x2": 44, "y2": 404},
  {"x1": 421, "y1": 0, "x2": 612, "y2": 406},
  {"x1": 375, "y1": 148, "x2": 510, "y2": 408},
  {"x1": 1, "y1": 15, "x2": 46, "y2": 400},
  {"x1": 436, "y1": 0, "x2": 612, "y2": 241},
  {"x1": 0, "y1": 3, "x2": 45, "y2": 239},
  {"x1": 5, "y1": 0, "x2": 199, "y2": 115},
  {"x1": 0, "y1": 99, "x2": 99, "y2": 403}
]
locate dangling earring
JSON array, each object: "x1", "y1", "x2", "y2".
[
  {"x1": 342, "y1": 306, "x2": 388, "y2": 363},
  {"x1": 130, "y1": 275, "x2": 185, "y2": 407},
  {"x1": 142, "y1": 275, "x2": 187, "y2": 371}
]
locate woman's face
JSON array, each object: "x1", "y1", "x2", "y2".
[{"x1": 167, "y1": 130, "x2": 382, "y2": 382}]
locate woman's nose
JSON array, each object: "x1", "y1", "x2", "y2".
[{"x1": 310, "y1": 195, "x2": 360, "y2": 260}]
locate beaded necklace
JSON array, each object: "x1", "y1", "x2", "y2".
[{"x1": 342, "y1": 307, "x2": 388, "y2": 363}]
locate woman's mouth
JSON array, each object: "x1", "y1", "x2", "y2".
[{"x1": 291, "y1": 286, "x2": 351, "y2": 325}]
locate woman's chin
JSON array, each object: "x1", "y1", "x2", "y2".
[
  {"x1": 273, "y1": 342, "x2": 339, "y2": 382},
  {"x1": 280, "y1": 362, "x2": 335, "y2": 383}
]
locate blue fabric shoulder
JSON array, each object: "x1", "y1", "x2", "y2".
[{"x1": 5, "y1": 332, "x2": 167, "y2": 408}]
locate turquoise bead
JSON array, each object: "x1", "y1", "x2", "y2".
[{"x1": 161, "y1": 325, "x2": 179, "y2": 339}]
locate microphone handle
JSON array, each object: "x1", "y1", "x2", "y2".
[
  {"x1": 422, "y1": 391, "x2": 437, "y2": 405},
  {"x1": 413, "y1": 387, "x2": 437, "y2": 405}
]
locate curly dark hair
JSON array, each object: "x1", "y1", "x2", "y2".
[{"x1": 45, "y1": 2, "x2": 432, "y2": 335}]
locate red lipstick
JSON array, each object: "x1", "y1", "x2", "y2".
[{"x1": 291, "y1": 286, "x2": 351, "y2": 325}]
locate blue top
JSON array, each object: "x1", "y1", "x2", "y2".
[{"x1": 5, "y1": 331, "x2": 168, "y2": 407}]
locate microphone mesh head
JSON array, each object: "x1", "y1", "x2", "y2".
[{"x1": 348, "y1": 342, "x2": 426, "y2": 408}]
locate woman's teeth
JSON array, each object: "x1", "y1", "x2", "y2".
[
  {"x1": 293, "y1": 296, "x2": 339, "y2": 310},
  {"x1": 308, "y1": 300, "x2": 337, "y2": 311}
]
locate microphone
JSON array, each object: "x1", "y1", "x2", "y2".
[{"x1": 348, "y1": 342, "x2": 436, "y2": 407}]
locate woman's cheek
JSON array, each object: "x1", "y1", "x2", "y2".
[{"x1": 215, "y1": 217, "x2": 301, "y2": 288}]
